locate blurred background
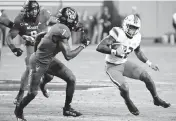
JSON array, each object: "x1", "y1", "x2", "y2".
[{"x1": 0, "y1": 0, "x2": 176, "y2": 46}]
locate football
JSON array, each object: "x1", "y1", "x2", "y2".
[{"x1": 110, "y1": 42, "x2": 126, "y2": 56}]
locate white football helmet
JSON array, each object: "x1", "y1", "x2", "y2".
[{"x1": 122, "y1": 14, "x2": 141, "y2": 38}]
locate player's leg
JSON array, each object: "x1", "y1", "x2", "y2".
[
  {"x1": 48, "y1": 58, "x2": 82, "y2": 117},
  {"x1": 14, "y1": 46, "x2": 34, "y2": 105},
  {"x1": 14, "y1": 53, "x2": 48, "y2": 120},
  {"x1": 14, "y1": 53, "x2": 36, "y2": 120},
  {"x1": 40, "y1": 73, "x2": 54, "y2": 98},
  {"x1": 105, "y1": 62, "x2": 139, "y2": 115},
  {"x1": 123, "y1": 61, "x2": 170, "y2": 108}
]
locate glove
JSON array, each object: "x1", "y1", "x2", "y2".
[
  {"x1": 74, "y1": 22, "x2": 85, "y2": 32},
  {"x1": 22, "y1": 35, "x2": 35, "y2": 46},
  {"x1": 80, "y1": 34, "x2": 90, "y2": 48},
  {"x1": 12, "y1": 48, "x2": 23, "y2": 57}
]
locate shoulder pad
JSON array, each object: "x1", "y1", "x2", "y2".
[
  {"x1": 109, "y1": 27, "x2": 121, "y2": 41},
  {"x1": 135, "y1": 32, "x2": 142, "y2": 42},
  {"x1": 173, "y1": 13, "x2": 176, "y2": 20}
]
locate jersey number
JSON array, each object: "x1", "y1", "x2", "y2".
[{"x1": 123, "y1": 46, "x2": 133, "y2": 59}]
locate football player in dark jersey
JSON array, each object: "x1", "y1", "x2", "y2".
[
  {"x1": 14, "y1": 7, "x2": 90, "y2": 120},
  {"x1": 6, "y1": 0, "x2": 53, "y2": 106}
]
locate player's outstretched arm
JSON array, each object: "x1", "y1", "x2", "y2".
[
  {"x1": 134, "y1": 46, "x2": 159, "y2": 71},
  {"x1": 6, "y1": 29, "x2": 23, "y2": 57},
  {"x1": 0, "y1": 17, "x2": 14, "y2": 28},
  {"x1": 59, "y1": 37, "x2": 88, "y2": 61},
  {"x1": 96, "y1": 35, "x2": 115, "y2": 54}
]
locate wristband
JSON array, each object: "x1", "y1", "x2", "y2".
[
  {"x1": 111, "y1": 49, "x2": 117, "y2": 55},
  {"x1": 146, "y1": 60, "x2": 152, "y2": 67}
]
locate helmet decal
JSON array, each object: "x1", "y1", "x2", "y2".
[{"x1": 66, "y1": 8, "x2": 77, "y2": 20}]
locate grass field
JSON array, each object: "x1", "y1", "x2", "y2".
[{"x1": 0, "y1": 44, "x2": 176, "y2": 121}]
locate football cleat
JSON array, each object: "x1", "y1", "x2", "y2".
[
  {"x1": 14, "y1": 105, "x2": 27, "y2": 121},
  {"x1": 125, "y1": 100, "x2": 140, "y2": 116},
  {"x1": 154, "y1": 97, "x2": 171, "y2": 108},
  {"x1": 40, "y1": 82, "x2": 49, "y2": 98},
  {"x1": 63, "y1": 105, "x2": 82, "y2": 117}
]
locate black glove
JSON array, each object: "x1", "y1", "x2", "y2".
[
  {"x1": 80, "y1": 34, "x2": 90, "y2": 48},
  {"x1": 12, "y1": 48, "x2": 23, "y2": 57},
  {"x1": 74, "y1": 22, "x2": 85, "y2": 32}
]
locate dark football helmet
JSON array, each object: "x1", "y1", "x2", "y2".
[
  {"x1": 58, "y1": 7, "x2": 79, "y2": 31},
  {"x1": 23, "y1": 0, "x2": 40, "y2": 21}
]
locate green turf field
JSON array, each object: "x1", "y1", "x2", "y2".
[{"x1": 0, "y1": 45, "x2": 176, "y2": 121}]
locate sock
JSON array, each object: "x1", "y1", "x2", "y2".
[
  {"x1": 140, "y1": 72, "x2": 158, "y2": 99},
  {"x1": 19, "y1": 93, "x2": 36, "y2": 109}
]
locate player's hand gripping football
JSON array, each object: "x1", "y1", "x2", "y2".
[
  {"x1": 22, "y1": 35, "x2": 35, "y2": 46},
  {"x1": 115, "y1": 45, "x2": 126, "y2": 56},
  {"x1": 111, "y1": 43, "x2": 126, "y2": 57},
  {"x1": 150, "y1": 63, "x2": 159, "y2": 71},
  {"x1": 12, "y1": 48, "x2": 23, "y2": 57}
]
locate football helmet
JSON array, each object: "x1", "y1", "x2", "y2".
[
  {"x1": 122, "y1": 14, "x2": 141, "y2": 38},
  {"x1": 23, "y1": 0, "x2": 40, "y2": 20},
  {"x1": 58, "y1": 7, "x2": 79, "y2": 31}
]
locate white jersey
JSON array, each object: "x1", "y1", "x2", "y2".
[
  {"x1": 173, "y1": 13, "x2": 176, "y2": 24},
  {"x1": 105, "y1": 27, "x2": 141, "y2": 64}
]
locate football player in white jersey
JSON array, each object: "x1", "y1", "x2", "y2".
[{"x1": 96, "y1": 14, "x2": 170, "y2": 116}]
